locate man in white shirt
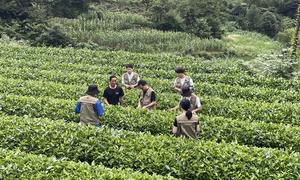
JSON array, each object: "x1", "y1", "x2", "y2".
[
  {"x1": 122, "y1": 64, "x2": 140, "y2": 90},
  {"x1": 173, "y1": 67, "x2": 194, "y2": 93}
]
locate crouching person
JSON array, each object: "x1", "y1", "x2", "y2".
[
  {"x1": 75, "y1": 84, "x2": 104, "y2": 127},
  {"x1": 172, "y1": 99, "x2": 200, "y2": 139}
]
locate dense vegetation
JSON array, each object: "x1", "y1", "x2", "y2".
[{"x1": 1, "y1": 0, "x2": 300, "y2": 179}]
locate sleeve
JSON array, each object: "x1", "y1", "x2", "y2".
[
  {"x1": 189, "y1": 78, "x2": 194, "y2": 87},
  {"x1": 173, "y1": 118, "x2": 177, "y2": 127},
  {"x1": 150, "y1": 91, "x2": 156, "y2": 102},
  {"x1": 119, "y1": 87, "x2": 124, "y2": 97},
  {"x1": 121, "y1": 74, "x2": 125, "y2": 85},
  {"x1": 103, "y1": 88, "x2": 108, "y2": 98},
  {"x1": 173, "y1": 78, "x2": 177, "y2": 87},
  {"x1": 75, "y1": 101, "x2": 81, "y2": 113},
  {"x1": 95, "y1": 100, "x2": 105, "y2": 116},
  {"x1": 196, "y1": 97, "x2": 201, "y2": 108}
]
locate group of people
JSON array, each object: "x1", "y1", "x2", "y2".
[{"x1": 75, "y1": 64, "x2": 202, "y2": 139}]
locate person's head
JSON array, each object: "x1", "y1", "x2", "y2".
[
  {"x1": 175, "y1": 67, "x2": 185, "y2": 78},
  {"x1": 180, "y1": 99, "x2": 192, "y2": 119},
  {"x1": 137, "y1": 80, "x2": 148, "y2": 91},
  {"x1": 109, "y1": 75, "x2": 117, "y2": 87},
  {"x1": 86, "y1": 84, "x2": 100, "y2": 97},
  {"x1": 126, "y1": 64, "x2": 134, "y2": 74},
  {"x1": 181, "y1": 87, "x2": 192, "y2": 97}
]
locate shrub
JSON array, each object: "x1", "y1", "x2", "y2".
[{"x1": 243, "y1": 50, "x2": 297, "y2": 78}]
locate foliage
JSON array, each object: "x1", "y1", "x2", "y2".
[
  {"x1": 1, "y1": 92, "x2": 300, "y2": 152},
  {"x1": 224, "y1": 31, "x2": 283, "y2": 57},
  {"x1": 277, "y1": 28, "x2": 294, "y2": 46},
  {"x1": 243, "y1": 50, "x2": 297, "y2": 78},
  {"x1": 0, "y1": 148, "x2": 168, "y2": 179},
  {"x1": 0, "y1": 0, "x2": 87, "y2": 46},
  {"x1": 33, "y1": 26, "x2": 74, "y2": 47},
  {"x1": 258, "y1": 11, "x2": 280, "y2": 37},
  {"x1": 148, "y1": 0, "x2": 223, "y2": 38},
  {"x1": 0, "y1": 116, "x2": 299, "y2": 179},
  {"x1": 1, "y1": 42, "x2": 298, "y2": 92}
]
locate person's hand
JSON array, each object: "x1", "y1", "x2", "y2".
[{"x1": 142, "y1": 106, "x2": 147, "y2": 109}]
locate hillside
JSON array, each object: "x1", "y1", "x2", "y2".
[{"x1": 0, "y1": 0, "x2": 299, "y2": 179}]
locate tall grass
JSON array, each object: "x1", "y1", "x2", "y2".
[
  {"x1": 224, "y1": 31, "x2": 283, "y2": 57},
  {"x1": 50, "y1": 10, "x2": 151, "y2": 32},
  {"x1": 50, "y1": 9, "x2": 227, "y2": 56}
]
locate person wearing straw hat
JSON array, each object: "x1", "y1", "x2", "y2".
[
  {"x1": 172, "y1": 99, "x2": 200, "y2": 139},
  {"x1": 75, "y1": 84, "x2": 104, "y2": 127},
  {"x1": 170, "y1": 87, "x2": 202, "y2": 114}
]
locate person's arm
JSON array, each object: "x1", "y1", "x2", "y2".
[
  {"x1": 75, "y1": 101, "x2": 81, "y2": 113},
  {"x1": 192, "y1": 97, "x2": 202, "y2": 113},
  {"x1": 169, "y1": 104, "x2": 179, "y2": 111},
  {"x1": 103, "y1": 89, "x2": 110, "y2": 106},
  {"x1": 172, "y1": 118, "x2": 178, "y2": 134},
  {"x1": 122, "y1": 74, "x2": 130, "y2": 89},
  {"x1": 143, "y1": 91, "x2": 156, "y2": 109},
  {"x1": 104, "y1": 98, "x2": 110, "y2": 106},
  {"x1": 173, "y1": 79, "x2": 181, "y2": 92},
  {"x1": 119, "y1": 87, "x2": 125, "y2": 106},
  {"x1": 132, "y1": 75, "x2": 140, "y2": 88},
  {"x1": 95, "y1": 100, "x2": 105, "y2": 116},
  {"x1": 189, "y1": 78, "x2": 194, "y2": 91},
  {"x1": 121, "y1": 74, "x2": 125, "y2": 85},
  {"x1": 196, "y1": 124, "x2": 200, "y2": 133},
  {"x1": 137, "y1": 93, "x2": 142, "y2": 108}
]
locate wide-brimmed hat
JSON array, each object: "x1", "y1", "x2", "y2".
[
  {"x1": 86, "y1": 84, "x2": 100, "y2": 95},
  {"x1": 181, "y1": 87, "x2": 192, "y2": 97}
]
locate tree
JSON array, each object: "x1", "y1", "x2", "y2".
[
  {"x1": 291, "y1": 3, "x2": 300, "y2": 58},
  {"x1": 258, "y1": 11, "x2": 280, "y2": 37}
]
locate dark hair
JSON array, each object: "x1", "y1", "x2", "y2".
[
  {"x1": 86, "y1": 84, "x2": 99, "y2": 96},
  {"x1": 126, "y1": 64, "x2": 133, "y2": 69},
  {"x1": 137, "y1": 80, "x2": 147, "y2": 86},
  {"x1": 109, "y1": 75, "x2": 117, "y2": 81},
  {"x1": 175, "y1": 67, "x2": 185, "y2": 74},
  {"x1": 181, "y1": 87, "x2": 192, "y2": 97},
  {"x1": 180, "y1": 99, "x2": 192, "y2": 120}
]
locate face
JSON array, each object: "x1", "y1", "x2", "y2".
[
  {"x1": 110, "y1": 77, "x2": 117, "y2": 87},
  {"x1": 127, "y1": 67, "x2": 133, "y2": 74},
  {"x1": 139, "y1": 85, "x2": 147, "y2": 91},
  {"x1": 176, "y1": 73, "x2": 184, "y2": 78}
]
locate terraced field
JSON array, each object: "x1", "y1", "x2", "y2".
[{"x1": 0, "y1": 43, "x2": 299, "y2": 179}]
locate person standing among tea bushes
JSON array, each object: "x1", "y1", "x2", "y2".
[
  {"x1": 172, "y1": 99, "x2": 200, "y2": 139},
  {"x1": 75, "y1": 85, "x2": 104, "y2": 127},
  {"x1": 170, "y1": 87, "x2": 202, "y2": 114},
  {"x1": 174, "y1": 67, "x2": 194, "y2": 93},
  {"x1": 103, "y1": 75, "x2": 124, "y2": 106},
  {"x1": 122, "y1": 64, "x2": 140, "y2": 90},
  {"x1": 137, "y1": 80, "x2": 156, "y2": 109}
]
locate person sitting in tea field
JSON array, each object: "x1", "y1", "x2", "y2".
[
  {"x1": 122, "y1": 64, "x2": 140, "y2": 90},
  {"x1": 103, "y1": 75, "x2": 124, "y2": 106},
  {"x1": 170, "y1": 87, "x2": 202, "y2": 114},
  {"x1": 173, "y1": 67, "x2": 194, "y2": 93},
  {"x1": 75, "y1": 85, "x2": 104, "y2": 127},
  {"x1": 137, "y1": 80, "x2": 156, "y2": 109},
  {"x1": 172, "y1": 99, "x2": 200, "y2": 139}
]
